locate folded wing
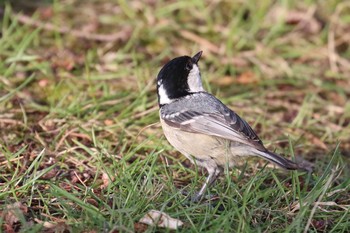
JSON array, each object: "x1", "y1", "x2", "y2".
[{"x1": 162, "y1": 108, "x2": 266, "y2": 151}]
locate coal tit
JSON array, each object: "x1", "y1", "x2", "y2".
[{"x1": 157, "y1": 51, "x2": 308, "y2": 202}]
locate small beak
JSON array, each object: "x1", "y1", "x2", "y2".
[{"x1": 192, "y1": 51, "x2": 203, "y2": 64}]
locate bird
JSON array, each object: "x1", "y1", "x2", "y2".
[{"x1": 156, "y1": 51, "x2": 309, "y2": 202}]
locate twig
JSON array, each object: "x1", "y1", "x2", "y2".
[
  {"x1": 179, "y1": 30, "x2": 221, "y2": 54},
  {"x1": 0, "y1": 156, "x2": 24, "y2": 165},
  {"x1": 328, "y1": 29, "x2": 338, "y2": 73}
]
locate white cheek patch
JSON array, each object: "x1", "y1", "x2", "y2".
[
  {"x1": 187, "y1": 64, "x2": 204, "y2": 92},
  {"x1": 158, "y1": 84, "x2": 173, "y2": 105}
]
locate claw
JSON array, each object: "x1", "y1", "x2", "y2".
[{"x1": 179, "y1": 167, "x2": 222, "y2": 202}]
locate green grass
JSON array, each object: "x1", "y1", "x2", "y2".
[{"x1": 0, "y1": 0, "x2": 350, "y2": 232}]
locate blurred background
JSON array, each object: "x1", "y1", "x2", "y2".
[
  {"x1": 2, "y1": 0, "x2": 349, "y2": 161},
  {"x1": 0, "y1": 0, "x2": 349, "y2": 231}
]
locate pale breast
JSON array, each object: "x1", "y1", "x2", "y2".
[{"x1": 160, "y1": 118, "x2": 251, "y2": 168}]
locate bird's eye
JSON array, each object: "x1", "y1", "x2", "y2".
[{"x1": 185, "y1": 62, "x2": 193, "y2": 71}]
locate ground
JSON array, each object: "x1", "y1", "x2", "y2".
[{"x1": 0, "y1": 0, "x2": 349, "y2": 232}]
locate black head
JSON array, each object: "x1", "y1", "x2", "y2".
[{"x1": 157, "y1": 51, "x2": 203, "y2": 106}]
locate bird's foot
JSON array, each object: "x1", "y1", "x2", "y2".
[
  {"x1": 179, "y1": 189, "x2": 225, "y2": 210},
  {"x1": 180, "y1": 189, "x2": 219, "y2": 203}
]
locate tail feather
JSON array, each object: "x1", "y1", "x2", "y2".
[{"x1": 256, "y1": 150, "x2": 309, "y2": 172}]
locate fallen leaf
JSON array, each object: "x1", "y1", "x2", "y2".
[
  {"x1": 311, "y1": 219, "x2": 329, "y2": 231},
  {"x1": 212, "y1": 76, "x2": 235, "y2": 86},
  {"x1": 42, "y1": 48, "x2": 84, "y2": 71},
  {"x1": 38, "y1": 79, "x2": 49, "y2": 87},
  {"x1": 39, "y1": 6, "x2": 54, "y2": 20},
  {"x1": 236, "y1": 71, "x2": 257, "y2": 84},
  {"x1": 2, "y1": 202, "x2": 28, "y2": 230},
  {"x1": 212, "y1": 72, "x2": 257, "y2": 87},
  {"x1": 134, "y1": 222, "x2": 148, "y2": 232},
  {"x1": 100, "y1": 172, "x2": 113, "y2": 189},
  {"x1": 40, "y1": 166, "x2": 60, "y2": 180},
  {"x1": 139, "y1": 210, "x2": 183, "y2": 230},
  {"x1": 34, "y1": 218, "x2": 71, "y2": 232},
  {"x1": 104, "y1": 119, "x2": 114, "y2": 126},
  {"x1": 86, "y1": 198, "x2": 99, "y2": 207}
]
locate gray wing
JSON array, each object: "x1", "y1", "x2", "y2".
[{"x1": 162, "y1": 107, "x2": 266, "y2": 151}]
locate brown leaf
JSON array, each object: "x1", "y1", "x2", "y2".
[
  {"x1": 39, "y1": 7, "x2": 54, "y2": 20},
  {"x1": 134, "y1": 222, "x2": 148, "y2": 233},
  {"x1": 86, "y1": 198, "x2": 98, "y2": 207},
  {"x1": 311, "y1": 219, "x2": 328, "y2": 231},
  {"x1": 38, "y1": 79, "x2": 49, "y2": 87},
  {"x1": 59, "y1": 182, "x2": 72, "y2": 191},
  {"x1": 100, "y1": 172, "x2": 113, "y2": 189},
  {"x1": 104, "y1": 119, "x2": 114, "y2": 126},
  {"x1": 41, "y1": 166, "x2": 60, "y2": 180},
  {"x1": 42, "y1": 48, "x2": 84, "y2": 71},
  {"x1": 236, "y1": 71, "x2": 257, "y2": 84},
  {"x1": 212, "y1": 76, "x2": 235, "y2": 86},
  {"x1": 212, "y1": 72, "x2": 257, "y2": 87},
  {"x1": 35, "y1": 219, "x2": 71, "y2": 233},
  {"x1": 3, "y1": 223, "x2": 16, "y2": 233},
  {"x1": 2, "y1": 202, "x2": 28, "y2": 229},
  {"x1": 311, "y1": 137, "x2": 328, "y2": 150}
]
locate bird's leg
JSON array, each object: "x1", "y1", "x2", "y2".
[{"x1": 191, "y1": 167, "x2": 221, "y2": 202}]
